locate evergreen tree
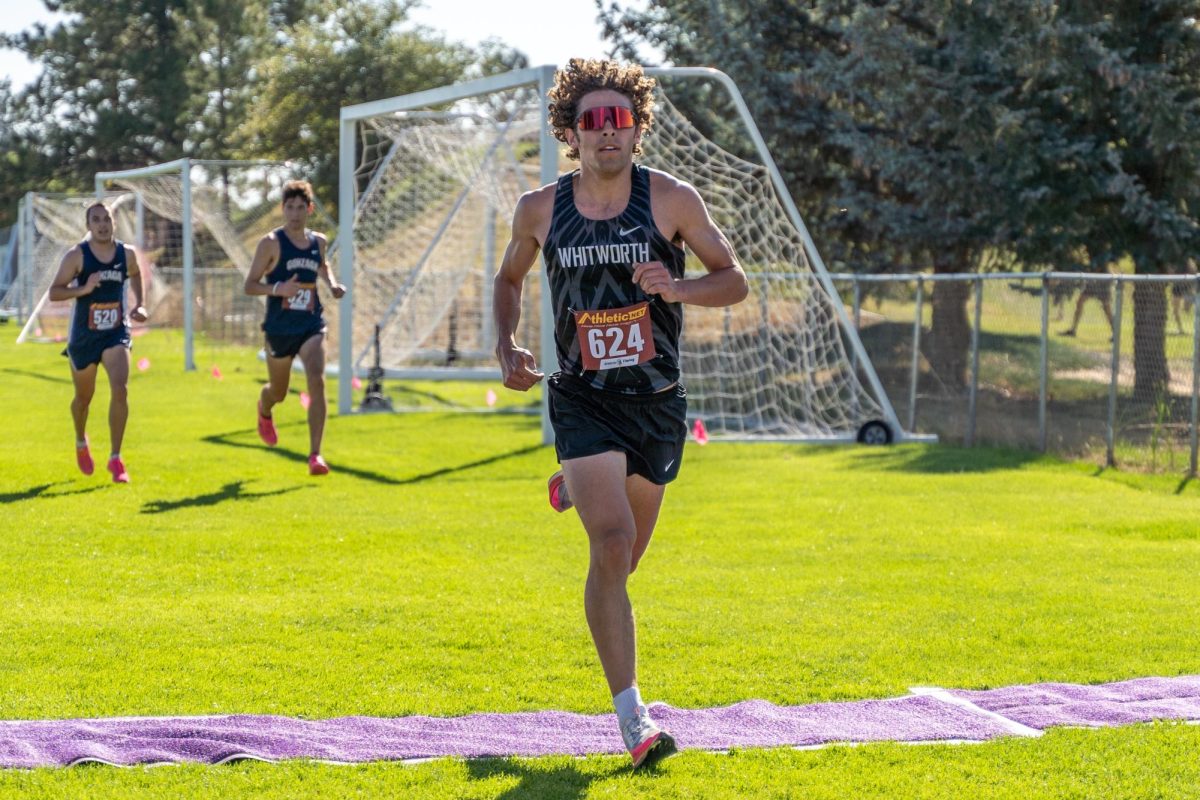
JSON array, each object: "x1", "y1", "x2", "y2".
[{"x1": 238, "y1": 0, "x2": 475, "y2": 212}]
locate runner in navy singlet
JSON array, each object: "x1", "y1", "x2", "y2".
[
  {"x1": 493, "y1": 59, "x2": 748, "y2": 769},
  {"x1": 48, "y1": 201, "x2": 148, "y2": 483},
  {"x1": 243, "y1": 180, "x2": 345, "y2": 476}
]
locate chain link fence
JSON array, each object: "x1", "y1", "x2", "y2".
[{"x1": 833, "y1": 272, "x2": 1200, "y2": 475}]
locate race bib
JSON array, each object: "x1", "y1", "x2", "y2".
[
  {"x1": 284, "y1": 282, "x2": 317, "y2": 313},
  {"x1": 574, "y1": 301, "x2": 656, "y2": 371},
  {"x1": 88, "y1": 302, "x2": 121, "y2": 331}
]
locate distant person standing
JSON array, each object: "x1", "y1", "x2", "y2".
[
  {"x1": 48, "y1": 202, "x2": 148, "y2": 483},
  {"x1": 1060, "y1": 268, "x2": 1115, "y2": 339},
  {"x1": 1171, "y1": 259, "x2": 1197, "y2": 335},
  {"x1": 244, "y1": 180, "x2": 345, "y2": 475}
]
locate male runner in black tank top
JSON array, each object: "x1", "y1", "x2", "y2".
[
  {"x1": 49, "y1": 202, "x2": 148, "y2": 483},
  {"x1": 244, "y1": 180, "x2": 345, "y2": 476},
  {"x1": 493, "y1": 59, "x2": 748, "y2": 769}
]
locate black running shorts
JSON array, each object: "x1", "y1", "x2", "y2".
[
  {"x1": 265, "y1": 326, "x2": 325, "y2": 359},
  {"x1": 547, "y1": 372, "x2": 687, "y2": 485}
]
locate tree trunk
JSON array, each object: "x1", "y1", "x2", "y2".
[
  {"x1": 1132, "y1": 281, "x2": 1170, "y2": 402},
  {"x1": 928, "y1": 261, "x2": 971, "y2": 390}
]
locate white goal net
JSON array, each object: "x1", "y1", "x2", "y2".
[{"x1": 341, "y1": 66, "x2": 901, "y2": 441}]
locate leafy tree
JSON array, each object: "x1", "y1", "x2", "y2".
[
  {"x1": 239, "y1": 0, "x2": 475, "y2": 211},
  {"x1": 994, "y1": 1, "x2": 1200, "y2": 398},
  {"x1": 603, "y1": 0, "x2": 1011, "y2": 386},
  {"x1": 2, "y1": 0, "x2": 196, "y2": 184},
  {"x1": 602, "y1": 0, "x2": 1200, "y2": 395}
]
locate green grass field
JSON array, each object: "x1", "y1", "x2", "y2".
[{"x1": 2, "y1": 329, "x2": 1200, "y2": 798}]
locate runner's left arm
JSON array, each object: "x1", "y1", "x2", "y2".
[
  {"x1": 127, "y1": 245, "x2": 149, "y2": 322},
  {"x1": 633, "y1": 180, "x2": 747, "y2": 307},
  {"x1": 316, "y1": 234, "x2": 345, "y2": 298}
]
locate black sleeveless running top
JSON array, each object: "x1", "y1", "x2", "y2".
[{"x1": 542, "y1": 164, "x2": 686, "y2": 394}]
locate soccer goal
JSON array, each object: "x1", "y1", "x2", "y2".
[
  {"x1": 338, "y1": 65, "x2": 905, "y2": 443},
  {"x1": 9, "y1": 190, "x2": 139, "y2": 343},
  {"x1": 94, "y1": 159, "x2": 335, "y2": 369}
]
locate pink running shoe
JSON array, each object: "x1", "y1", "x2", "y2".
[
  {"x1": 257, "y1": 400, "x2": 278, "y2": 446},
  {"x1": 308, "y1": 453, "x2": 330, "y2": 476},
  {"x1": 548, "y1": 470, "x2": 573, "y2": 513},
  {"x1": 621, "y1": 709, "x2": 677, "y2": 770},
  {"x1": 76, "y1": 437, "x2": 94, "y2": 475},
  {"x1": 107, "y1": 456, "x2": 130, "y2": 484}
]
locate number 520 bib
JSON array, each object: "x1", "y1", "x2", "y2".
[{"x1": 574, "y1": 301, "x2": 656, "y2": 371}]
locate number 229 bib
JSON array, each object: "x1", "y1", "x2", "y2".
[
  {"x1": 574, "y1": 301, "x2": 656, "y2": 371},
  {"x1": 284, "y1": 282, "x2": 317, "y2": 313}
]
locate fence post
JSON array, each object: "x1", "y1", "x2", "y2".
[
  {"x1": 967, "y1": 276, "x2": 983, "y2": 447},
  {"x1": 1039, "y1": 273, "x2": 1049, "y2": 452},
  {"x1": 1190, "y1": 274, "x2": 1199, "y2": 476},
  {"x1": 909, "y1": 277, "x2": 924, "y2": 432},
  {"x1": 851, "y1": 277, "x2": 861, "y2": 377},
  {"x1": 1107, "y1": 277, "x2": 1124, "y2": 468}
]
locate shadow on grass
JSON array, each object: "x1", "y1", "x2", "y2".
[
  {"x1": 0, "y1": 482, "x2": 107, "y2": 504},
  {"x1": 465, "y1": 757, "x2": 633, "y2": 799},
  {"x1": 0, "y1": 367, "x2": 72, "y2": 385},
  {"x1": 141, "y1": 480, "x2": 310, "y2": 514},
  {"x1": 201, "y1": 430, "x2": 543, "y2": 486},
  {"x1": 844, "y1": 444, "x2": 1045, "y2": 474}
]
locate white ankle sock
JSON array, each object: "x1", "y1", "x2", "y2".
[
  {"x1": 613, "y1": 686, "x2": 644, "y2": 725},
  {"x1": 110, "y1": 453, "x2": 120, "y2": 461},
  {"x1": 76, "y1": 440, "x2": 87, "y2": 448}
]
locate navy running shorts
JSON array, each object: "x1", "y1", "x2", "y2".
[
  {"x1": 264, "y1": 326, "x2": 325, "y2": 359},
  {"x1": 63, "y1": 330, "x2": 132, "y2": 371},
  {"x1": 547, "y1": 372, "x2": 687, "y2": 485}
]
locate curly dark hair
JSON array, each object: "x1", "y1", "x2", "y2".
[
  {"x1": 548, "y1": 58, "x2": 656, "y2": 161},
  {"x1": 282, "y1": 179, "x2": 314, "y2": 206}
]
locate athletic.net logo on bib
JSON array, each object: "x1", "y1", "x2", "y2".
[{"x1": 574, "y1": 301, "x2": 656, "y2": 371}]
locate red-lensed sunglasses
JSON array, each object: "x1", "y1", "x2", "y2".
[{"x1": 575, "y1": 105, "x2": 636, "y2": 131}]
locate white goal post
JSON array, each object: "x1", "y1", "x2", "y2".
[{"x1": 338, "y1": 65, "x2": 905, "y2": 444}]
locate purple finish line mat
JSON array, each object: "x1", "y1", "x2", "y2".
[
  {"x1": 0, "y1": 675, "x2": 1197, "y2": 768},
  {"x1": 950, "y1": 675, "x2": 1200, "y2": 730}
]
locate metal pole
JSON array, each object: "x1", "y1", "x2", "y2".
[
  {"x1": 1190, "y1": 275, "x2": 1200, "y2": 476},
  {"x1": 481, "y1": 205, "x2": 496, "y2": 346},
  {"x1": 181, "y1": 160, "x2": 195, "y2": 371},
  {"x1": 908, "y1": 278, "x2": 923, "y2": 432},
  {"x1": 966, "y1": 277, "x2": 982, "y2": 447},
  {"x1": 1107, "y1": 277, "x2": 1125, "y2": 467},
  {"x1": 851, "y1": 278, "x2": 861, "y2": 377},
  {"x1": 337, "y1": 116, "x2": 356, "y2": 415},
  {"x1": 22, "y1": 192, "x2": 33, "y2": 324},
  {"x1": 1039, "y1": 274, "x2": 1049, "y2": 452},
  {"x1": 135, "y1": 193, "x2": 145, "y2": 249}
]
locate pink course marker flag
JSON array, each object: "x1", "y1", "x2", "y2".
[
  {"x1": 351, "y1": 376, "x2": 362, "y2": 390},
  {"x1": 211, "y1": 366, "x2": 223, "y2": 380},
  {"x1": 692, "y1": 419, "x2": 709, "y2": 445},
  {"x1": 486, "y1": 389, "x2": 497, "y2": 407},
  {"x1": 300, "y1": 392, "x2": 311, "y2": 410},
  {"x1": 137, "y1": 357, "x2": 151, "y2": 371}
]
